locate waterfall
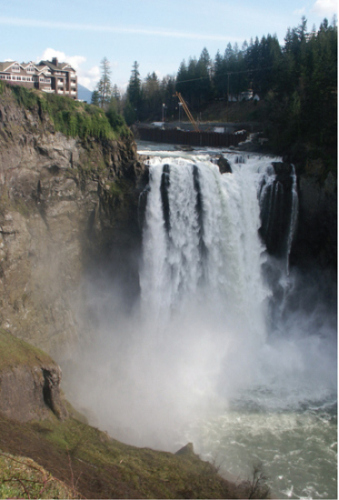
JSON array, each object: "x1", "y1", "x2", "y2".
[
  {"x1": 140, "y1": 154, "x2": 277, "y2": 347},
  {"x1": 66, "y1": 146, "x2": 336, "y2": 497},
  {"x1": 286, "y1": 165, "x2": 299, "y2": 270}
]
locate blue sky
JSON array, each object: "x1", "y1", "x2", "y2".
[{"x1": 0, "y1": 0, "x2": 337, "y2": 91}]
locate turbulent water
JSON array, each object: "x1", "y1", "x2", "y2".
[{"x1": 67, "y1": 143, "x2": 337, "y2": 500}]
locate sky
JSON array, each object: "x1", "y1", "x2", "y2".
[{"x1": 0, "y1": 0, "x2": 337, "y2": 92}]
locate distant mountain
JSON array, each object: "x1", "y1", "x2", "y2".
[{"x1": 77, "y1": 84, "x2": 92, "y2": 103}]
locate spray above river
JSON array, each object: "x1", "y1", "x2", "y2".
[{"x1": 67, "y1": 145, "x2": 337, "y2": 499}]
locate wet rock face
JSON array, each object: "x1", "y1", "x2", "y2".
[
  {"x1": 291, "y1": 160, "x2": 337, "y2": 268},
  {"x1": 258, "y1": 162, "x2": 294, "y2": 258},
  {"x1": 217, "y1": 155, "x2": 232, "y2": 174}
]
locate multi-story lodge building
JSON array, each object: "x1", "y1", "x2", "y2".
[{"x1": 0, "y1": 58, "x2": 78, "y2": 99}]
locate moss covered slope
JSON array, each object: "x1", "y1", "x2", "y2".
[
  {"x1": 0, "y1": 410, "x2": 248, "y2": 499},
  {"x1": 0, "y1": 328, "x2": 53, "y2": 370}
]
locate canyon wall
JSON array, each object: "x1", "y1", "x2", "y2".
[{"x1": 0, "y1": 91, "x2": 147, "y2": 359}]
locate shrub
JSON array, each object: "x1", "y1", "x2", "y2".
[{"x1": 6, "y1": 83, "x2": 129, "y2": 140}]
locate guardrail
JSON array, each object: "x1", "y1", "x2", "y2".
[{"x1": 135, "y1": 126, "x2": 247, "y2": 148}]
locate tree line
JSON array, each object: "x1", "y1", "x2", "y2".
[{"x1": 93, "y1": 16, "x2": 337, "y2": 161}]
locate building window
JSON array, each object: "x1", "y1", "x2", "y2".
[{"x1": 12, "y1": 64, "x2": 20, "y2": 72}]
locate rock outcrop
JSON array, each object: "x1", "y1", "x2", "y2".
[
  {"x1": 0, "y1": 90, "x2": 147, "y2": 358},
  {"x1": 291, "y1": 159, "x2": 337, "y2": 269},
  {"x1": 0, "y1": 329, "x2": 67, "y2": 421},
  {"x1": 258, "y1": 162, "x2": 295, "y2": 258},
  {"x1": 217, "y1": 155, "x2": 232, "y2": 174}
]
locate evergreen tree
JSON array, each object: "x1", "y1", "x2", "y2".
[
  {"x1": 127, "y1": 61, "x2": 142, "y2": 119},
  {"x1": 91, "y1": 90, "x2": 100, "y2": 106},
  {"x1": 111, "y1": 84, "x2": 122, "y2": 113},
  {"x1": 141, "y1": 72, "x2": 162, "y2": 120},
  {"x1": 123, "y1": 98, "x2": 137, "y2": 125},
  {"x1": 196, "y1": 48, "x2": 212, "y2": 107},
  {"x1": 161, "y1": 76, "x2": 177, "y2": 120},
  {"x1": 97, "y1": 57, "x2": 112, "y2": 109},
  {"x1": 176, "y1": 60, "x2": 190, "y2": 99},
  {"x1": 212, "y1": 50, "x2": 225, "y2": 99}
]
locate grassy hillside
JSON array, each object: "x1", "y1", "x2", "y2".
[
  {"x1": 0, "y1": 81, "x2": 130, "y2": 141},
  {"x1": 0, "y1": 411, "x2": 256, "y2": 499},
  {"x1": 0, "y1": 329, "x2": 53, "y2": 370}
]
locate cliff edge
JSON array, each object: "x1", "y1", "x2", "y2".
[{"x1": 0, "y1": 85, "x2": 147, "y2": 357}]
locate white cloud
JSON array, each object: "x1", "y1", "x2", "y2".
[
  {"x1": 37, "y1": 48, "x2": 99, "y2": 90},
  {"x1": 312, "y1": 0, "x2": 338, "y2": 16},
  {"x1": 38, "y1": 48, "x2": 85, "y2": 71},
  {"x1": 79, "y1": 66, "x2": 100, "y2": 91}
]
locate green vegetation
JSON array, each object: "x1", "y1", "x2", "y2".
[
  {"x1": 3, "y1": 83, "x2": 129, "y2": 141},
  {"x1": 0, "y1": 329, "x2": 53, "y2": 370},
  {"x1": 121, "y1": 17, "x2": 336, "y2": 165},
  {"x1": 0, "y1": 410, "x2": 257, "y2": 499},
  {"x1": 0, "y1": 450, "x2": 77, "y2": 499},
  {"x1": 0, "y1": 80, "x2": 6, "y2": 94}
]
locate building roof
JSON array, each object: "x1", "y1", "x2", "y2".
[
  {"x1": 21, "y1": 61, "x2": 39, "y2": 70},
  {"x1": 39, "y1": 60, "x2": 76, "y2": 72},
  {"x1": 0, "y1": 61, "x2": 18, "y2": 72},
  {"x1": 0, "y1": 60, "x2": 76, "y2": 74}
]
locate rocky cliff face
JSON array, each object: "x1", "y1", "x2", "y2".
[
  {"x1": 0, "y1": 93, "x2": 147, "y2": 358},
  {"x1": 291, "y1": 159, "x2": 337, "y2": 269}
]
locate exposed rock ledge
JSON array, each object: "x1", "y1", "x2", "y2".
[{"x1": 0, "y1": 329, "x2": 67, "y2": 421}]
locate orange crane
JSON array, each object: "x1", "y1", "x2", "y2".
[{"x1": 175, "y1": 92, "x2": 200, "y2": 132}]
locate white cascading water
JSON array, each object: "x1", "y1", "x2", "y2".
[
  {"x1": 286, "y1": 165, "x2": 299, "y2": 270},
  {"x1": 141, "y1": 155, "x2": 270, "y2": 341},
  {"x1": 66, "y1": 147, "x2": 336, "y2": 500}
]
